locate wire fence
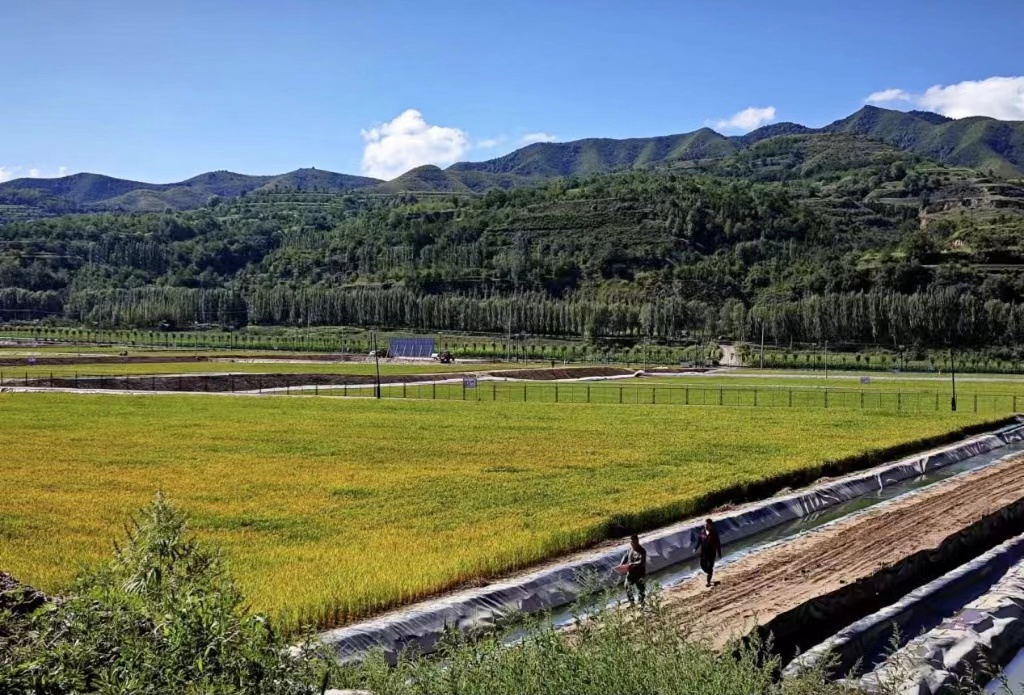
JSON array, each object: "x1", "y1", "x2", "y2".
[
  {"x1": 359, "y1": 381, "x2": 1019, "y2": 414},
  {"x1": 4, "y1": 370, "x2": 1022, "y2": 414}
]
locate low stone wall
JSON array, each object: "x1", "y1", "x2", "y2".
[{"x1": 0, "y1": 571, "x2": 51, "y2": 615}]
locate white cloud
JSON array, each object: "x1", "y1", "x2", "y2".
[
  {"x1": 865, "y1": 88, "x2": 912, "y2": 104},
  {"x1": 712, "y1": 106, "x2": 776, "y2": 133},
  {"x1": 0, "y1": 165, "x2": 71, "y2": 183},
  {"x1": 360, "y1": 109, "x2": 470, "y2": 180},
  {"x1": 919, "y1": 76, "x2": 1024, "y2": 120},
  {"x1": 476, "y1": 136, "x2": 505, "y2": 149},
  {"x1": 521, "y1": 132, "x2": 557, "y2": 145},
  {"x1": 864, "y1": 76, "x2": 1024, "y2": 120}
]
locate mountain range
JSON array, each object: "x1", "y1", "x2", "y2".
[{"x1": 1, "y1": 105, "x2": 1022, "y2": 218}]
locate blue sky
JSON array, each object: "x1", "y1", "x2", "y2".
[{"x1": 2, "y1": 0, "x2": 1023, "y2": 183}]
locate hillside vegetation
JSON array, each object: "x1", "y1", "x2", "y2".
[
  {"x1": 2, "y1": 129, "x2": 1024, "y2": 350},
  {"x1": 1, "y1": 106, "x2": 1022, "y2": 221}
]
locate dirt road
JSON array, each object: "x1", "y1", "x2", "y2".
[
  {"x1": 663, "y1": 454, "x2": 1024, "y2": 646},
  {"x1": 718, "y1": 343, "x2": 740, "y2": 366}
]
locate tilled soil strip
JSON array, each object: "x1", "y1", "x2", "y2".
[
  {"x1": 16, "y1": 367, "x2": 631, "y2": 392},
  {"x1": 0, "y1": 353, "x2": 359, "y2": 367},
  {"x1": 662, "y1": 453, "x2": 1024, "y2": 651}
]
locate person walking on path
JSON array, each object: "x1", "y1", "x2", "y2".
[
  {"x1": 697, "y1": 518, "x2": 722, "y2": 588},
  {"x1": 621, "y1": 534, "x2": 647, "y2": 606}
]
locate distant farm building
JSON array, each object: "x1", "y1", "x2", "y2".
[{"x1": 388, "y1": 337, "x2": 436, "y2": 358}]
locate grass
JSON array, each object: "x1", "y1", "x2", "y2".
[
  {"x1": 334, "y1": 597, "x2": 848, "y2": 695},
  {"x1": 0, "y1": 392, "x2": 998, "y2": 632},
  {"x1": 342, "y1": 378, "x2": 1024, "y2": 414},
  {"x1": 635, "y1": 372, "x2": 1024, "y2": 396}
]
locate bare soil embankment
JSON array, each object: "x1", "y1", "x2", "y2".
[
  {"x1": 17, "y1": 366, "x2": 636, "y2": 392},
  {"x1": 0, "y1": 353, "x2": 358, "y2": 367},
  {"x1": 662, "y1": 454, "x2": 1024, "y2": 657}
]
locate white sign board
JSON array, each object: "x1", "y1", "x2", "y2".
[
  {"x1": 860, "y1": 376, "x2": 871, "y2": 384},
  {"x1": 463, "y1": 377, "x2": 477, "y2": 389}
]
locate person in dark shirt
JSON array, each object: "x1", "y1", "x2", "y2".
[
  {"x1": 621, "y1": 534, "x2": 647, "y2": 606},
  {"x1": 696, "y1": 518, "x2": 722, "y2": 588}
]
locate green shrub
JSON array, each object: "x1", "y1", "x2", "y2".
[
  {"x1": 0, "y1": 494, "x2": 329, "y2": 694},
  {"x1": 335, "y1": 592, "x2": 848, "y2": 695}
]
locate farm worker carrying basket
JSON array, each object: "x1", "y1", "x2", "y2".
[{"x1": 614, "y1": 534, "x2": 647, "y2": 606}]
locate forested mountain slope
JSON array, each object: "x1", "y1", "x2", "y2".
[
  {"x1": 0, "y1": 169, "x2": 382, "y2": 220},
  {"x1": 2, "y1": 107, "x2": 1022, "y2": 221},
  {"x1": 449, "y1": 106, "x2": 1024, "y2": 178},
  {"x1": 3, "y1": 132, "x2": 1024, "y2": 348},
  {"x1": 825, "y1": 106, "x2": 1024, "y2": 177}
]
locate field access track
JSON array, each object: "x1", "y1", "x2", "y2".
[
  {"x1": 0, "y1": 352, "x2": 366, "y2": 367},
  {"x1": 8, "y1": 366, "x2": 631, "y2": 393},
  {"x1": 661, "y1": 452, "x2": 1024, "y2": 660}
]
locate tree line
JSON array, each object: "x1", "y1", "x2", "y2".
[
  {"x1": 2, "y1": 139, "x2": 1022, "y2": 349},
  {"x1": 6, "y1": 285, "x2": 1022, "y2": 350}
]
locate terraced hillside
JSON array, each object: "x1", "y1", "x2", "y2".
[
  {"x1": 2, "y1": 131, "x2": 1024, "y2": 353},
  {"x1": 2, "y1": 106, "x2": 1022, "y2": 219}
]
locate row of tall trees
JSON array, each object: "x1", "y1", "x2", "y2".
[
  {"x1": 6, "y1": 285, "x2": 1023, "y2": 349},
  {"x1": 0, "y1": 288, "x2": 62, "y2": 320},
  {"x1": 65, "y1": 287, "x2": 247, "y2": 327},
  {"x1": 748, "y1": 289, "x2": 1024, "y2": 347}
]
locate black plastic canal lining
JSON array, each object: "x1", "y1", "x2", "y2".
[
  {"x1": 785, "y1": 531, "x2": 1024, "y2": 680},
  {"x1": 856, "y1": 554, "x2": 1024, "y2": 694},
  {"x1": 756, "y1": 486, "x2": 1024, "y2": 669}
]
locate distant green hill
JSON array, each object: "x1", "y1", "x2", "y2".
[
  {"x1": 3, "y1": 130, "x2": 1023, "y2": 347},
  {"x1": 451, "y1": 106, "x2": 1024, "y2": 179},
  {"x1": 373, "y1": 165, "x2": 539, "y2": 193},
  {"x1": 824, "y1": 106, "x2": 1024, "y2": 177},
  {"x1": 1, "y1": 106, "x2": 1022, "y2": 220},
  {"x1": 449, "y1": 128, "x2": 738, "y2": 177},
  {"x1": 0, "y1": 168, "x2": 381, "y2": 217}
]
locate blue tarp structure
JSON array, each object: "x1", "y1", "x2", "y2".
[{"x1": 389, "y1": 337, "x2": 435, "y2": 358}]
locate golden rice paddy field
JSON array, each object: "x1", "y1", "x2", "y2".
[{"x1": 0, "y1": 392, "x2": 999, "y2": 632}]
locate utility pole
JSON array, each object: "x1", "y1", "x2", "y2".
[
  {"x1": 950, "y1": 346, "x2": 957, "y2": 412},
  {"x1": 372, "y1": 331, "x2": 381, "y2": 399},
  {"x1": 759, "y1": 322, "x2": 765, "y2": 370},
  {"x1": 824, "y1": 340, "x2": 829, "y2": 380}
]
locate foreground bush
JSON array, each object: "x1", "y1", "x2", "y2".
[
  {"x1": 0, "y1": 494, "x2": 328, "y2": 694},
  {"x1": 334, "y1": 592, "x2": 853, "y2": 695}
]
